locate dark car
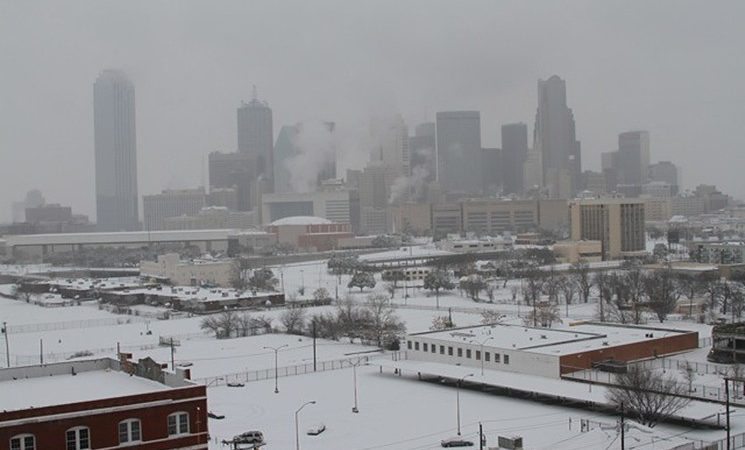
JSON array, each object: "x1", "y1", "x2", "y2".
[{"x1": 441, "y1": 437, "x2": 474, "y2": 447}]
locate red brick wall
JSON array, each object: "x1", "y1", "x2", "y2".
[
  {"x1": 559, "y1": 331, "x2": 699, "y2": 374},
  {"x1": 0, "y1": 386, "x2": 207, "y2": 450}
]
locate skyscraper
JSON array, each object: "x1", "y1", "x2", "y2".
[
  {"x1": 617, "y1": 131, "x2": 650, "y2": 186},
  {"x1": 533, "y1": 75, "x2": 581, "y2": 198},
  {"x1": 436, "y1": 111, "x2": 482, "y2": 195},
  {"x1": 409, "y1": 122, "x2": 437, "y2": 184},
  {"x1": 501, "y1": 123, "x2": 528, "y2": 195},
  {"x1": 369, "y1": 115, "x2": 409, "y2": 177},
  {"x1": 237, "y1": 88, "x2": 273, "y2": 187},
  {"x1": 481, "y1": 148, "x2": 502, "y2": 194},
  {"x1": 208, "y1": 151, "x2": 253, "y2": 211},
  {"x1": 93, "y1": 69, "x2": 139, "y2": 231}
]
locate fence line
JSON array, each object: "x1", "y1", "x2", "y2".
[
  {"x1": 9, "y1": 343, "x2": 161, "y2": 366},
  {"x1": 195, "y1": 355, "x2": 373, "y2": 387},
  {"x1": 6, "y1": 316, "x2": 147, "y2": 334}
]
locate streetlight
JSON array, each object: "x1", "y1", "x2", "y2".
[
  {"x1": 2, "y1": 321, "x2": 10, "y2": 368},
  {"x1": 295, "y1": 400, "x2": 316, "y2": 450},
  {"x1": 263, "y1": 344, "x2": 288, "y2": 393},
  {"x1": 471, "y1": 336, "x2": 494, "y2": 376},
  {"x1": 456, "y1": 373, "x2": 474, "y2": 436},
  {"x1": 351, "y1": 358, "x2": 364, "y2": 413}
]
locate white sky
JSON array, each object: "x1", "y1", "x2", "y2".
[{"x1": 1, "y1": 0, "x2": 744, "y2": 221}]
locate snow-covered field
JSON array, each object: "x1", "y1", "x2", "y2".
[
  {"x1": 205, "y1": 365, "x2": 732, "y2": 450},
  {"x1": 0, "y1": 253, "x2": 738, "y2": 449}
]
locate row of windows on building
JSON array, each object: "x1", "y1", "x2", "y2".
[
  {"x1": 9, "y1": 411, "x2": 190, "y2": 450},
  {"x1": 407, "y1": 340, "x2": 510, "y2": 364}
]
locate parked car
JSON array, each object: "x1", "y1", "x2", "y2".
[
  {"x1": 307, "y1": 423, "x2": 326, "y2": 435},
  {"x1": 227, "y1": 382, "x2": 245, "y2": 387},
  {"x1": 233, "y1": 431, "x2": 265, "y2": 444},
  {"x1": 441, "y1": 437, "x2": 474, "y2": 447}
]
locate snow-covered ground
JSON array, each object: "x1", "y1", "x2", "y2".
[{"x1": 205, "y1": 365, "x2": 734, "y2": 450}]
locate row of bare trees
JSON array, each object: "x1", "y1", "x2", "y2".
[{"x1": 200, "y1": 294, "x2": 406, "y2": 350}]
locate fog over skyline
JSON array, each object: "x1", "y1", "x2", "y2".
[{"x1": 1, "y1": 0, "x2": 744, "y2": 222}]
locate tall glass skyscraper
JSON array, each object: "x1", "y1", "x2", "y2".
[{"x1": 93, "y1": 69, "x2": 139, "y2": 231}]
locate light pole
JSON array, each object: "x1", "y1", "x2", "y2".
[
  {"x1": 456, "y1": 373, "x2": 474, "y2": 436},
  {"x1": 471, "y1": 337, "x2": 493, "y2": 376},
  {"x1": 263, "y1": 344, "x2": 288, "y2": 393},
  {"x1": 295, "y1": 400, "x2": 316, "y2": 450},
  {"x1": 351, "y1": 358, "x2": 364, "y2": 413},
  {"x1": 300, "y1": 269, "x2": 305, "y2": 294},
  {"x1": 2, "y1": 321, "x2": 10, "y2": 368}
]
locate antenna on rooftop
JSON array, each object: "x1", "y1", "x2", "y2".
[{"x1": 252, "y1": 84, "x2": 258, "y2": 102}]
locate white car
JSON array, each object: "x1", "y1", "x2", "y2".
[{"x1": 307, "y1": 423, "x2": 326, "y2": 435}]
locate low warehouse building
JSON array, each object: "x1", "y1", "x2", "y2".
[{"x1": 405, "y1": 322, "x2": 698, "y2": 378}]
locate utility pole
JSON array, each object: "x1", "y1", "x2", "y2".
[
  {"x1": 620, "y1": 402, "x2": 625, "y2": 450},
  {"x1": 2, "y1": 321, "x2": 10, "y2": 368},
  {"x1": 479, "y1": 422, "x2": 484, "y2": 450},
  {"x1": 725, "y1": 378, "x2": 731, "y2": 450},
  {"x1": 39, "y1": 339, "x2": 43, "y2": 365},
  {"x1": 170, "y1": 337, "x2": 175, "y2": 370},
  {"x1": 312, "y1": 321, "x2": 317, "y2": 372}
]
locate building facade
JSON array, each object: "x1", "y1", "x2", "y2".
[
  {"x1": 208, "y1": 151, "x2": 253, "y2": 211},
  {"x1": 617, "y1": 130, "x2": 650, "y2": 186},
  {"x1": 501, "y1": 123, "x2": 528, "y2": 195},
  {"x1": 261, "y1": 190, "x2": 350, "y2": 225},
  {"x1": 140, "y1": 253, "x2": 238, "y2": 287},
  {"x1": 436, "y1": 111, "x2": 482, "y2": 195},
  {"x1": 533, "y1": 75, "x2": 582, "y2": 198},
  {"x1": 569, "y1": 198, "x2": 646, "y2": 260},
  {"x1": 237, "y1": 90, "x2": 273, "y2": 188},
  {"x1": 93, "y1": 70, "x2": 139, "y2": 231},
  {"x1": 143, "y1": 189, "x2": 207, "y2": 231}
]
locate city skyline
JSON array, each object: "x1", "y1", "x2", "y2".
[{"x1": 1, "y1": 1, "x2": 744, "y2": 221}]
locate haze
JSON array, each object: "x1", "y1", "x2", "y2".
[{"x1": 1, "y1": 0, "x2": 744, "y2": 222}]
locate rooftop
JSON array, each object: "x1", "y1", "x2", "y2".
[
  {"x1": 0, "y1": 359, "x2": 173, "y2": 412},
  {"x1": 410, "y1": 322, "x2": 694, "y2": 356},
  {"x1": 270, "y1": 216, "x2": 333, "y2": 226}
]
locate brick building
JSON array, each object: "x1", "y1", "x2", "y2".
[{"x1": 0, "y1": 357, "x2": 207, "y2": 450}]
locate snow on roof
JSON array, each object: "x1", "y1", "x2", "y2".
[
  {"x1": 1, "y1": 369, "x2": 169, "y2": 412},
  {"x1": 270, "y1": 216, "x2": 332, "y2": 226},
  {"x1": 410, "y1": 323, "x2": 693, "y2": 356}
]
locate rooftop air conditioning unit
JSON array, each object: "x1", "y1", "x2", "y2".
[{"x1": 497, "y1": 435, "x2": 523, "y2": 449}]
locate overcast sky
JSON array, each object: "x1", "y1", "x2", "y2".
[{"x1": 1, "y1": 0, "x2": 744, "y2": 222}]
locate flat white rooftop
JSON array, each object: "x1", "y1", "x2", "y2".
[
  {"x1": 411, "y1": 323, "x2": 693, "y2": 356},
  {"x1": 1, "y1": 369, "x2": 170, "y2": 412}
]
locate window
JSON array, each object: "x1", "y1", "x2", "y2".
[
  {"x1": 494, "y1": 353, "x2": 501, "y2": 363},
  {"x1": 119, "y1": 419, "x2": 142, "y2": 444},
  {"x1": 414, "y1": 342, "x2": 420, "y2": 351},
  {"x1": 431, "y1": 344, "x2": 436, "y2": 353},
  {"x1": 423, "y1": 343, "x2": 428, "y2": 352},
  {"x1": 484, "y1": 352, "x2": 490, "y2": 362},
  {"x1": 440, "y1": 345, "x2": 445, "y2": 355},
  {"x1": 407, "y1": 341, "x2": 412, "y2": 350},
  {"x1": 504, "y1": 354, "x2": 510, "y2": 365},
  {"x1": 475, "y1": 350, "x2": 481, "y2": 361},
  {"x1": 448, "y1": 346, "x2": 453, "y2": 356},
  {"x1": 10, "y1": 434, "x2": 35, "y2": 450},
  {"x1": 168, "y1": 412, "x2": 190, "y2": 435},
  {"x1": 457, "y1": 348, "x2": 462, "y2": 357},
  {"x1": 466, "y1": 349, "x2": 471, "y2": 359},
  {"x1": 66, "y1": 427, "x2": 90, "y2": 450}
]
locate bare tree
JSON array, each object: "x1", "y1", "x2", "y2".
[
  {"x1": 681, "y1": 361, "x2": 697, "y2": 393},
  {"x1": 676, "y1": 273, "x2": 705, "y2": 318},
  {"x1": 484, "y1": 283, "x2": 497, "y2": 303},
  {"x1": 480, "y1": 309, "x2": 506, "y2": 325},
  {"x1": 235, "y1": 312, "x2": 253, "y2": 337},
  {"x1": 459, "y1": 274, "x2": 487, "y2": 301},
  {"x1": 200, "y1": 310, "x2": 239, "y2": 338},
  {"x1": 249, "y1": 314, "x2": 274, "y2": 334},
  {"x1": 594, "y1": 271, "x2": 612, "y2": 322},
  {"x1": 361, "y1": 294, "x2": 405, "y2": 348},
  {"x1": 200, "y1": 315, "x2": 222, "y2": 338},
  {"x1": 645, "y1": 269, "x2": 681, "y2": 323},
  {"x1": 523, "y1": 301, "x2": 561, "y2": 328},
  {"x1": 336, "y1": 296, "x2": 368, "y2": 342},
  {"x1": 280, "y1": 306, "x2": 307, "y2": 335},
  {"x1": 430, "y1": 314, "x2": 456, "y2": 331},
  {"x1": 542, "y1": 267, "x2": 561, "y2": 304},
  {"x1": 571, "y1": 262, "x2": 593, "y2": 304},
  {"x1": 606, "y1": 365, "x2": 691, "y2": 427}
]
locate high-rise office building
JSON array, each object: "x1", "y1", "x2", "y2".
[
  {"x1": 569, "y1": 198, "x2": 646, "y2": 260},
  {"x1": 481, "y1": 148, "x2": 502, "y2": 194},
  {"x1": 369, "y1": 115, "x2": 409, "y2": 177},
  {"x1": 93, "y1": 69, "x2": 139, "y2": 231},
  {"x1": 143, "y1": 188, "x2": 207, "y2": 231},
  {"x1": 618, "y1": 131, "x2": 650, "y2": 186},
  {"x1": 436, "y1": 111, "x2": 482, "y2": 195},
  {"x1": 237, "y1": 88, "x2": 273, "y2": 187},
  {"x1": 649, "y1": 161, "x2": 678, "y2": 188},
  {"x1": 409, "y1": 122, "x2": 436, "y2": 183},
  {"x1": 208, "y1": 151, "x2": 252, "y2": 211},
  {"x1": 358, "y1": 163, "x2": 393, "y2": 235},
  {"x1": 273, "y1": 124, "x2": 300, "y2": 194},
  {"x1": 501, "y1": 123, "x2": 528, "y2": 195},
  {"x1": 533, "y1": 75, "x2": 581, "y2": 198}
]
